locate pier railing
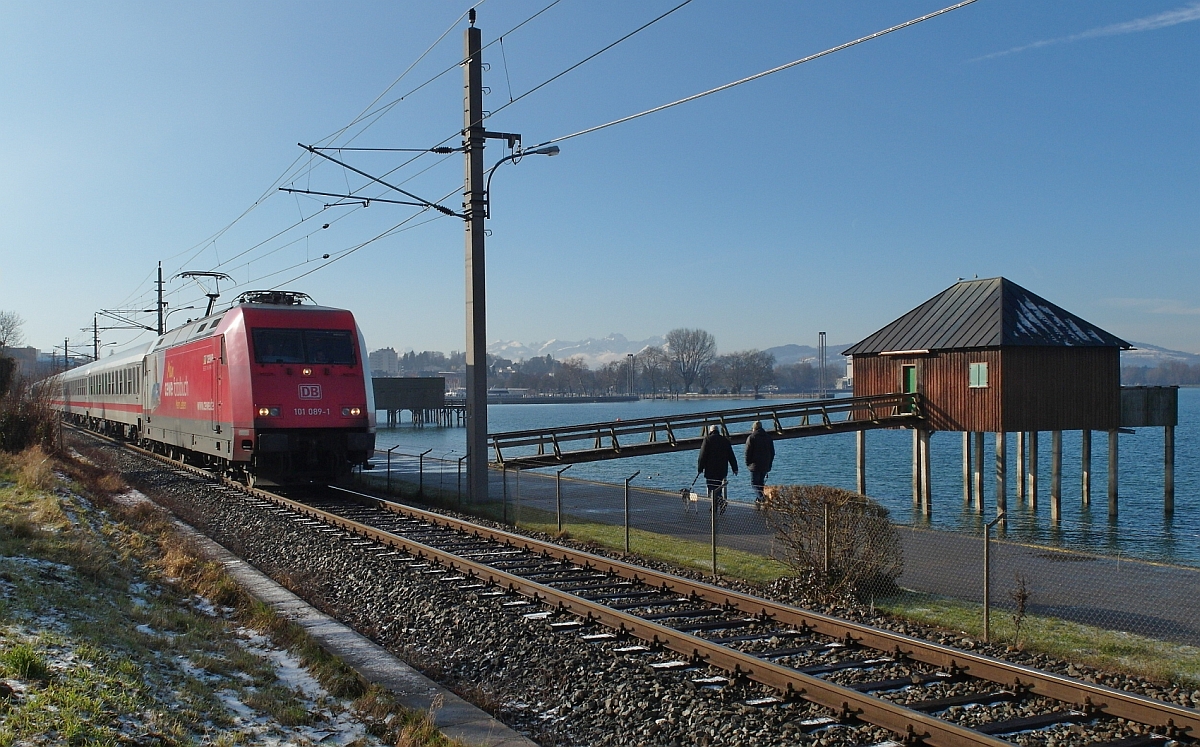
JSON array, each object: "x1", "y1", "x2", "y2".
[{"x1": 488, "y1": 392, "x2": 922, "y2": 469}]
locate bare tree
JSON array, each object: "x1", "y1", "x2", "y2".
[
  {"x1": 744, "y1": 350, "x2": 776, "y2": 395},
  {"x1": 638, "y1": 346, "x2": 667, "y2": 396},
  {"x1": 0, "y1": 311, "x2": 25, "y2": 349},
  {"x1": 559, "y1": 356, "x2": 589, "y2": 394},
  {"x1": 665, "y1": 328, "x2": 716, "y2": 393}
]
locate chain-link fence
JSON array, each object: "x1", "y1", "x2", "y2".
[{"x1": 354, "y1": 447, "x2": 1200, "y2": 654}]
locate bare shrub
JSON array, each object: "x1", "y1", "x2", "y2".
[
  {"x1": 0, "y1": 377, "x2": 58, "y2": 454},
  {"x1": 1010, "y1": 573, "x2": 1031, "y2": 649},
  {"x1": 761, "y1": 484, "x2": 903, "y2": 602}
]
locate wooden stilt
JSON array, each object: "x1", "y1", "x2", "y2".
[
  {"x1": 973, "y1": 432, "x2": 984, "y2": 514},
  {"x1": 856, "y1": 430, "x2": 866, "y2": 495},
  {"x1": 962, "y1": 432, "x2": 971, "y2": 505},
  {"x1": 1028, "y1": 430, "x2": 1038, "y2": 510},
  {"x1": 1051, "y1": 430, "x2": 1062, "y2": 523},
  {"x1": 1164, "y1": 425, "x2": 1174, "y2": 515},
  {"x1": 1016, "y1": 431, "x2": 1025, "y2": 503},
  {"x1": 1108, "y1": 429, "x2": 1118, "y2": 518},
  {"x1": 995, "y1": 431, "x2": 1007, "y2": 522},
  {"x1": 1081, "y1": 429, "x2": 1091, "y2": 507}
]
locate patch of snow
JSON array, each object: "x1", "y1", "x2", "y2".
[{"x1": 112, "y1": 488, "x2": 152, "y2": 507}]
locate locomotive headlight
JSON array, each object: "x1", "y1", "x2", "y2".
[
  {"x1": 301, "y1": 367, "x2": 313, "y2": 376},
  {"x1": 342, "y1": 407, "x2": 363, "y2": 417},
  {"x1": 257, "y1": 407, "x2": 280, "y2": 417},
  {"x1": 350, "y1": 406, "x2": 362, "y2": 416}
]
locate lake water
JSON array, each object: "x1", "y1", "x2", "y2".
[{"x1": 374, "y1": 388, "x2": 1200, "y2": 566}]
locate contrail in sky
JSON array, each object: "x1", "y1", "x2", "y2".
[{"x1": 972, "y1": 2, "x2": 1200, "y2": 62}]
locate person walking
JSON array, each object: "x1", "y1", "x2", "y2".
[
  {"x1": 697, "y1": 425, "x2": 737, "y2": 513},
  {"x1": 744, "y1": 420, "x2": 775, "y2": 505}
]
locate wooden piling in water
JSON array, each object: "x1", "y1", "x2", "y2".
[
  {"x1": 1016, "y1": 431, "x2": 1025, "y2": 503},
  {"x1": 1051, "y1": 430, "x2": 1062, "y2": 523},
  {"x1": 920, "y1": 430, "x2": 932, "y2": 516},
  {"x1": 1165, "y1": 425, "x2": 1175, "y2": 515},
  {"x1": 1028, "y1": 430, "x2": 1038, "y2": 510},
  {"x1": 856, "y1": 430, "x2": 866, "y2": 495},
  {"x1": 962, "y1": 432, "x2": 971, "y2": 506},
  {"x1": 1081, "y1": 429, "x2": 1091, "y2": 507},
  {"x1": 1108, "y1": 429, "x2": 1118, "y2": 518},
  {"x1": 912, "y1": 429, "x2": 921, "y2": 507},
  {"x1": 973, "y1": 432, "x2": 984, "y2": 514},
  {"x1": 995, "y1": 431, "x2": 1007, "y2": 522}
]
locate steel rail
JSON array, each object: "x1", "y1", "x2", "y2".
[
  {"x1": 285, "y1": 495, "x2": 1006, "y2": 745},
  {"x1": 329, "y1": 485, "x2": 1200, "y2": 740},
  {"x1": 67, "y1": 425, "x2": 1198, "y2": 741}
]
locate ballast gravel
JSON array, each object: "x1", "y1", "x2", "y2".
[{"x1": 74, "y1": 434, "x2": 1196, "y2": 746}]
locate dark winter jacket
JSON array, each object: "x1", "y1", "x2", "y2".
[
  {"x1": 697, "y1": 431, "x2": 738, "y2": 480},
  {"x1": 744, "y1": 426, "x2": 775, "y2": 473}
]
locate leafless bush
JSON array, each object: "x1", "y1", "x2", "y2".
[
  {"x1": 761, "y1": 484, "x2": 903, "y2": 602},
  {"x1": 0, "y1": 376, "x2": 58, "y2": 454},
  {"x1": 1010, "y1": 573, "x2": 1031, "y2": 649}
]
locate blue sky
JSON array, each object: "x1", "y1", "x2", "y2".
[{"x1": 2, "y1": 1, "x2": 1197, "y2": 358}]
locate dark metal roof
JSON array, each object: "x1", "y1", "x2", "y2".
[{"x1": 843, "y1": 278, "x2": 1130, "y2": 355}]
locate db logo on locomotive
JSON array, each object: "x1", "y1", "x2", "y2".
[{"x1": 298, "y1": 384, "x2": 323, "y2": 400}]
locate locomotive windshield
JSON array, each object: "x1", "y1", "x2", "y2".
[{"x1": 252, "y1": 328, "x2": 355, "y2": 365}]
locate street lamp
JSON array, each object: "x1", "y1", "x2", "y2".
[{"x1": 483, "y1": 146, "x2": 560, "y2": 218}]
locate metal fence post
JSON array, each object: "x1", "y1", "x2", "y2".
[
  {"x1": 624, "y1": 471, "x2": 640, "y2": 556},
  {"x1": 418, "y1": 448, "x2": 432, "y2": 497},
  {"x1": 457, "y1": 455, "x2": 467, "y2": 506},
  {"x1": 983, "y1": 512, "x2": 1005, "y2": 643},
  {"x1": 502, "y1": 467, "x2": 509, "y2": 524},
  {"x1": 514, "y1": 468, "x2": 521, "y2": 525},
  {"x1": 386, "y1": 444, "x2": 400, "y2": 494},
  {"x1": 711, "y1": 479, "x2": 726, "y2": 575},
  {"x1": 556, "y1": 464, "x2": 573, "y2": 533}
]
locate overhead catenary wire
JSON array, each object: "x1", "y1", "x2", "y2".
[{"x1": 526, "y1": 0, "x2": 979, "y2": 150}]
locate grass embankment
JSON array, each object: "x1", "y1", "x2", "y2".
[
  {"x1": 0, "y1": 447, "x2": 460, "y2": 746},
  {"x1": 356, "y1": 472, "x2": 1200, "y2": 688}
]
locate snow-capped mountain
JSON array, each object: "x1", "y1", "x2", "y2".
[
  {"x1": 1122, "y1": 342, "x2": 1200, "y2": 368},
  {"x1": 488, "y1": 334, "x2": 665, "y2": 368}
]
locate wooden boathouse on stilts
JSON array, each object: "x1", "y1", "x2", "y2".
[{"x1": 843, "y1": 277, "x2": 1177, "y2": 525}]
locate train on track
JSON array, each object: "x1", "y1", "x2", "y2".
[{"x1": 47, "y1": 291, "x2": 375, "y2": 486}]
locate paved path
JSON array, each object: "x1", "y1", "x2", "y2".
[{"x1": 374, "y1": 455, "x2": 1200, "y2": 646}]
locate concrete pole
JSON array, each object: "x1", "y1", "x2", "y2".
[
  {"x1": 1051, "y1": 431, "x2": 1062, "y2": 524},
  {"x1": 912, "y1": 429, "x2": 921, "y2": 507},
  {"x1": 1081, "y1": 429, "x2": 1091, "y2": 507},
  {"x1": 920, "y1": 429, "x2": 932, "y2": 516},
  {"x1": 1016, "y1": 431, "x2": 1025, "y2": 503},
  {"x1": 973, "y1": 432, "x2": 984, "y2": 514},
  {"x1": 156, "y1": 262, "x2": 165, "y2": 335},
  {"x1": 856, "y1": 430, "x2": 866, "y2": 495},
  {"x1": 1165, "y1": 425, "x2": 1175, "y2": 515},
  {"x1": 1028, "y1": 430, "x2": 1038, "y2": 510},
  {"x1": 995, "y1": 431, "x2": 1007, "y2": 524},
  {"x1": 463, "y1": 19, "x2": 489, "y2": 505},
  {"x1": 1108, "y1": 429, "x2": 1118, "y2": 518},
  {"x1": 962, "y1": 432, "x2": 971, "y2": 506}
]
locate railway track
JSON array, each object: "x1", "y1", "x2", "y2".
[{"x1": 74, "y1": 426, "x2": 1197, "y2": 746}]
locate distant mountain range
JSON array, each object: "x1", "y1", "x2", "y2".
[
  {"x1": 485, "y1": 336, "x2": 1198, "y2": 371},
  {"x1": 1123, "y1": 342, "x2": 1200, "y2": 368},
  {"x1": 488, "y1": 334, "x2": 665, "y2": 368},
  {"x1": 486, "y1": 335, "x2": 852, "y2": 371}
]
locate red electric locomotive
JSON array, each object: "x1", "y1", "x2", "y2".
[{"x1": 50, "y1": 291, "x2": 375, "y2": 485}]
